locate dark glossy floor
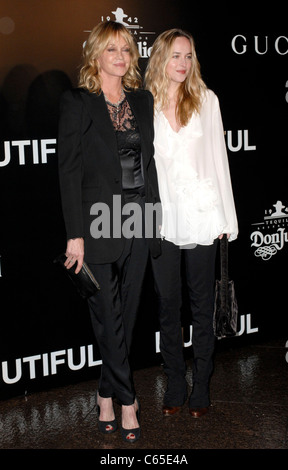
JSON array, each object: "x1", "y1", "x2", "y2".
[{"x1": 0, "y1": 338, "x2": 287, "y2": 455}]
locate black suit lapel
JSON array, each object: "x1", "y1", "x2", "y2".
[
  {"x1": 125, "y1": 90, "x2": 151, "y2": 169},
  {"x1": 80, "y1": 89, "x2": 152, "y2": 168},
  {"x1": 80, "y1": 89, "x2": 118, "y2": 157}
]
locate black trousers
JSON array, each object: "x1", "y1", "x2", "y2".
[
  {"x1": 87, "y1": 194, "x2": 148, "y2": 406},
  {"x1": 151, "y1": 238, "x2": 218, "y2": 408}
]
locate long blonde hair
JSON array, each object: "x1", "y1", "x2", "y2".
[
  {"x1": 79, "y1": 21, "x2": 141, "y2": 93},
  {"x1": 145, "y1": 29, "x2": 207, "y2": 126}
]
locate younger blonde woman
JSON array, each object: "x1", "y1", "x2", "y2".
[{"x1": 146, "y1": 29, "x2": 238, "y2": 417}]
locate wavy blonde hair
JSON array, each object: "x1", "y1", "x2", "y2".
[
  {"x1": 79, "y1": 21, "x2": 141, "y2": 93},
  {"x1": 145, "y1": 29, "x2": 207, "y2": 126}
]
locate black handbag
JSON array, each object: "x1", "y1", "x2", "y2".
[
  {"x1": 213, "y1": 235, "x2": 238, "y2": 339},
  {"x1": 54, "y1": 253, "x2": 100, "y2": 299}
]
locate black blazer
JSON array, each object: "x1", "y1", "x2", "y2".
[{"x1": 58, "y1": 87, "x2": 161, "y2": 263}]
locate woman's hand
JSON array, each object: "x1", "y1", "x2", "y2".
[{"x1": 65, "y1": 237, "x2": 84, "y2": 274}]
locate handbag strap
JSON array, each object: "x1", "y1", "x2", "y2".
[
  {"x1": 220, "y1": 234, "x2": 229, "y2": 283},
  {"x1": 219, "y1": 235, "x2": 229, "y2": 306}
]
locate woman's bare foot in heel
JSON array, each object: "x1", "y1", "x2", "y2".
[
  {"x1": 96, "y1": 391, "x2": 117, "y2": 434},
  {"x1": 121, "y1": 399, "x2": 140, "y2": 443}
]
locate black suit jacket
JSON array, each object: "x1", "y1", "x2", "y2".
[{"x1": 58, "y1": 87, "x2": 161, "y2": 263}]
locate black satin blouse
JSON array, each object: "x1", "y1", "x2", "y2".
[{"x1": 105, "y1": 96, "x2": 144, "y2": 192}]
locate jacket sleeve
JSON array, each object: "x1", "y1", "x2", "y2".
[
  {"x1": 146, "y1": 90, "x2": 161, "y2": 205},
  {"x1": 57, "y1": 89, "x2": 84, "y2": 240}
]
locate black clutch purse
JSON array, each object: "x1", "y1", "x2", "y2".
[
  {"x1": 213, "y1": 235, "x2": 238, "y2": 339},
  {"x1": 53, "y1": 253, "x2": 100, "y2": 299}
]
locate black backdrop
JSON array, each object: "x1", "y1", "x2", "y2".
[{"x1": 0, "y1": 1, "x2": 287, "y2": 399}]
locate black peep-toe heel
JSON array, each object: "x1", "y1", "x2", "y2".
[
  {"x1": 96, "y1": 391, "x2": 117, "y2": 434},
  {"x1": 120, "y1": 399, "x2": 141, "y2": 443}
]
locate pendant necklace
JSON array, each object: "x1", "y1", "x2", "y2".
[{"x1": 104, "y1": 88, "x2": 125, "y2": 121}]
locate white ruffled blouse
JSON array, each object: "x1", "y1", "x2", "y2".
[{"x1": 153, "y1": 89, "x2": 238, "y2": 246}]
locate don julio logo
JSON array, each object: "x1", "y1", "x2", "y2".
[
  {"x1": 101, "y1": 7, "x2": 155, "y2": 58},
  {"x1": 250, "y1": 200, "x2": 288, "y2": 260},
  {"x1": 84, "y1": 6, "x2": 156, "y2": 58}
]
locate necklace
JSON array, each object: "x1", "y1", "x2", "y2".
[
  {"x1": 104, "y1": 88, "x2": 125, "y2": 111},
  {"x1": 104, "y1": 89, "x2": 126, "y2": 126}
]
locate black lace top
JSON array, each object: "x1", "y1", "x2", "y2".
[{"x1": 105, "y1": 95, "x2": 144, "y2": 192}]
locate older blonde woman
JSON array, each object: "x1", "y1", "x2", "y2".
[
  {"x1": 146, "y1": 29, "x2": 238, "y2": 418},
  {"x1": 58, "y1": 21, "x2": 160, "y2": 442}
]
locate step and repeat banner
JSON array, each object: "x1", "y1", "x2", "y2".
[{"x1": 0, "y1": 1, "x2": 287, "y2": 399}]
